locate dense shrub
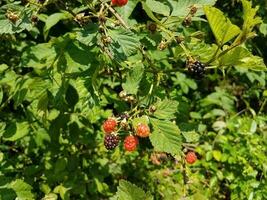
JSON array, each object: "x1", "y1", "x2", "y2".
[{"x1": 0, "y1": 0, "x2": 266, "y2": 199}]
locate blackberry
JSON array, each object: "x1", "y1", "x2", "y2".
[
  {"x1": 104, "y1": 134, "x2": 120, "y2": 150},
  {"x1": 37, "y1": 0, "x2": 45, "y2": 4},
  {"x1": 187, "y1": 60, "x2": 205, "y2": 78}
]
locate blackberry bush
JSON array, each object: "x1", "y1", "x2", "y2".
[{"x1": 0, "y1": 0, "x2": 266, "y2": 199}]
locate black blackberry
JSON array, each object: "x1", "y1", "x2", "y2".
[
  {"x1": 187, "y1": 60, "x2": 205, "y2": 78},
  {"x1": 104, "y1": 134, "x2": 120, "y2": 150},
  {"x1": 37, "y1": 0, "x2": 45, "y2": 4}
]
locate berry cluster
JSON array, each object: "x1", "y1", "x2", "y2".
[
  {"x1": 187, "y1": 60, "x2": 205, "y2": 78},
  {"x1": 102, "y1": 117, "x2": 150, "y2": 152},
  {"x1": 111, "y1": 0, "x2": 128, "y2": 7}
]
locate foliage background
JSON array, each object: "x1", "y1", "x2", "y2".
[{"x1": 0, "y1": 0, "x2": 266, "y2": 199}]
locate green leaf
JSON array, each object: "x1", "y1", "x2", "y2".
[
  {"x1": 22, "y1": 35, "x2": 97, "y2": 72},
  {"x1": 115, "y1": 180, "x2": 153, "y2": 200},
  {"x1": 170, "y1": 0, "x2": 216, "y2": 17},
  {"x1": 108, "y1": 29, "x2": 140, "y2": 60},
  {"x1": 204, "y1": 6, "x2": 241, "y2": 45},
  {"x1": 182, "y1": 131, "x2": 200, "y2": 143},
  {"x1": 122, "y1": 64, "x2": 144, "y2": 95},
  {"x1": 3, "y1": 122, "x2": 30, "y2": 141},
  {"x1": 21, "y1": 42, "x2": 56, "y2": 70},
  {"x1": 239, "y1": 0, "x2": 262, "y2": 39},
  {"x1": 259, "y1": 23, "x2": 267, "y2": 36},
  {"x1": 150, "y1": 118, "x2": 181, "y2": 155},
  {"x1": 145, "y1": 0, "x2": 170, "y2": 16},
  {"x1": 75, "y1": 23, "x2": 99, "y2": 46},
  {"x1": 141, "y1": 2, "x2": 162, "y2": 24},
  {"x1": 42, "y1": 193, "x2": 58, "y2": 200},
  {"x1": 54, "y1": 185, "x2": 70, "y2": 200},
  {"x1": 7, "y1": 179, "x2": 34, "y2": 200},
  {"x1": 43, "y1": 12, "x2": 73, "y2": 39},
  {"x1": 0, "y1": 64, "x2": 9, "y2": 73},
  {"x1": 153, "y1": 99, "x2": 179, "y2": 120},
  {"x1": 235, "y1": 55, "x2": 266, "y2": 71},
  {"x1": 213, "y1": 150, "x2": 222, "y2": 161},
  {"x1": 0, "y1": 7, "x2": 34, "y2": 34},
  {"x1": 203, "y1": 109, "x2": 226, "y2": 119},
  {"x1": 219, "y1": 46, "x2": 266, "y2": 71}
]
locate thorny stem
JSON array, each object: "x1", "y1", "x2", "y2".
[{"x1": 103, "y1": 2, "x2": 129, "y2": 29}]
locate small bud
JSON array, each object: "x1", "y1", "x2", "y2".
[
  {"x1": 189, "y1": 5, "x2": 198, "y2": 15},
  {"x1": 119, "y1": 112, "x2": 130, "y2": 120},
  {"x1": 158, "y1": 41, "x2": 167, "y2": 51},
  {"x1": 101, "y1": 36, "x2": 112, "y2": 45},
  {"x1": 31, "y1": 15, "x2": 38, "y2": 24},
  {"x1": 119, "y1": 91, "x2": 127, "y2": 98},
  {"x1": 6, "y1": 11, "x2": 19, "y2": 23},
  {"x1": 175, "y1": 36, "x2": 184, "y2": 44},
  {"x1": 120, "y1": 118, "x2": 129, "y2": 130},
  {"x1": 126, "y1": 96, "x2": 135, "y2": 102},
  {"x1": 149, "y1": 105, "x2": 157, "y2": 113},
  {"x1": 98, "y1": 14, "x2": 106, "y2": 24},
  {"x1": 147, "y1": 22, "x2": 157, "y2": 33},
  {"x1": 183, "y1": 16, "x2": 192, "y2": 27}
]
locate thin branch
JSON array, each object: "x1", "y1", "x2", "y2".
[{"x1": 103, "y1": 2, "x2": 129, "y2": 29}]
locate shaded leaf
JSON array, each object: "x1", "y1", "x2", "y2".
[{"x1": 3, "y1": 122, "x2": 29, "y2": 141}]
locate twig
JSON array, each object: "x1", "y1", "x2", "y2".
[{"x1": 103, "y1": 2, "x2": 129, "y2": 29}]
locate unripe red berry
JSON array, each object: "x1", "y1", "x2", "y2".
[
  {"x1": 103, "y1": 118, "x2": 117, "y2": 134},
  {"x1": 111, "y1": 0, "x2": 117, "y2": 5},
  {"x1": 112, "y1": 0, "x2": 128, "y2": 7},
  {"x1": 124, "y1": 135, "x2": 138, "y2": 152},
  {"x1": 186, "y1": 151, "x2": 197, "y2": 164},
  {"x1": 136, "y1": 123, "x2": 150, "y2": 138}
]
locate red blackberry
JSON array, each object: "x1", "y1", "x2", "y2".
[
  {"x1": 136, "y1": 123, "x2": 150, "y2": 138},
  {"x1": 103, "y1": 118, "x2": 117, "y2": 134},
  {"x1": 104, "y1": 134, "x2": 120, "y2": 150},
  {"x1": 187, "y1": 60, "x2": 205, "y2": 78},
  {"x1": 124, "y1": 135, "x2": 139, "y2": 152},
  {"x1": 186, "y1": 151, "x2": 197, "y2": 164}
]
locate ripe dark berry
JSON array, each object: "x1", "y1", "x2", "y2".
[
  {"x1": 112, "y1": 0, "x2": 128, "y2": 7},
  {"x1": 103, "y1": 118, "x2": 117, "y2": 134},
  {"x1": 187, "y1": 60, "x2": 205, "y2": 78},
  {"x1": 186, "y1": 151, "x2": 197, "y2": 164},
  {"x1": 136, "y1": 123, "x2": 150, "y2": 138},
  {"x1": 37, "y1": 0, "x2": 45, "y2": 3},
  {"x1": 124, "y1": 135, "x2": 138, "y2": 152},
  {"x1": 104, "y1": 134, "x2": 120, "y2": 150}
]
